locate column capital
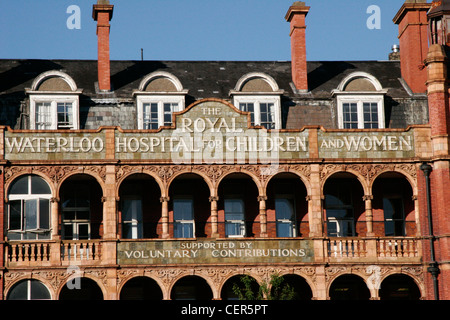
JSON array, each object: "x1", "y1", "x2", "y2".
[{"x1": 160, "y1": 196, "x2": 170, "y2": 203}]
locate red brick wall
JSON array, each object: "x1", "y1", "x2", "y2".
[
  {"x1": 396, "y1": 7, "x2": 429, "y2": 93},
  {"x1": 95, "y1": 9, "x2": 113, "y2": 92},
  {"x1": 288, "y1": 8, "x2": 309, "y2": 92},
  {"x1": 428, "y1": 91, "x2": 450, "y2": 136}
]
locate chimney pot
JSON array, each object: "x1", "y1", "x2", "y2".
[
  {"x1": 286, "y1": 2, "x2": 310, "y2": 93},
  {"x1": 93, "y1": 2, "x2": 114, "y2": 92}
]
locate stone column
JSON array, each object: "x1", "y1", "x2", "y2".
[
  {"x1": 363, "y1": 195, "x2": 374, "y2": 236},
  {"x1": 309, "y1": 164, "x2": 323, "y2": 237},
  {"x1": 50, "y1": 197, "x2": 60, "y2": 239},
  {"x1": 209, "y1": 196, "x2": 219, "y2": 238},
  {"x1": 102, "y1": 165, "x2": 117, "y2": 265},
  {"x1": 258, "y1": 195, "x2": 268, "y2": 237},
  {"x1": 160, "y1": 197, "x2": 170, "y2": 239}
]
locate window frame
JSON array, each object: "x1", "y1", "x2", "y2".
[
  {"x1": 7, "y1": 175, "x2": 52, "y2": 240},
  {"x1": 233, "y1": 95, "x2": 282, "y2": 130},
  {"x1": 275, "y1": 196, "x2": 297, "y2": 238},
  {"x1": 173, "y1": 198, "x2": 195, "y2": 239},
  {"x1": 29, "y1": 94, "x2": 80, "y2": 130},
  {"x1": 336, "y1": 94, "x2": 385, "y2": 129},
  {"x1": 136, "y1": 95, "x2": 185, "y2": 130},
  {"x1": 121, "y1": 197, "x2": 144, "y2": 239},
  {"x1": 224, "y1": 198, "x2": 246, "y2": 238},
  {"x1": 61, "y1": 187, "x2": 92, "y2": 241},
  {"x1": 383, "y1": 196, "x2": 406, "y2": 237}
]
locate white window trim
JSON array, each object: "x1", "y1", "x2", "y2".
[
  {"x1": 232, "y1": 95, "x2": 282, "y2": 130},
  {"x1": 336, "y1": 94, "x2": 386, "y2": 129},
  {"x1": 275, "y1": 195, "x2": 297, "y2": 238},
  {"x1": 8, "y1": 176, "x2": 52, "y2": 240},
  {"x1": 136, "y1": 95, "x2": 185, "y2": 130},
  {"x1": 29, "y1": 94, "x2": 80, "y2": 130}
]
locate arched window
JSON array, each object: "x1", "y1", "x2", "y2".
[
  {"x1": 134, "y1": 71, "x2": 188, "y2": 130},
  {"x1": 7, "y1": 279, "x2": 51, "y2": 300},
  {"x1": 332, "y1": 72, "x2": 387, "y2": 129},
  {"x1": 27, "y1": 70, "x2": 82, "y2": 130},
  {"x1": 231, "y1": 73, "x2": 284, "y2": 130},
  {"x1": 7, "y1": 175, "x2": 52, "y2": 240}
]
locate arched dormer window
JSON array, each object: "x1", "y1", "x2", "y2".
[
  {"x1": 26, "y1": 71, "x2": 82, "y2": 130},
  {"x1": 332, "y1": 72, "x2": 387, "y2": 129},
  {"x1": 230, "y1": 72, "x2": 284, "y2": 130},
  {"x1": 133, "y1": 71, "x2": 188, "y2": 130}
]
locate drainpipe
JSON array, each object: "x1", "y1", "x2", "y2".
[{"x1": 420, "y1": 162, "x2": 440, "y2": 300}]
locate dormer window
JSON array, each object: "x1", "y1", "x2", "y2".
[
  {"x1": 27, "y1": 71, "x2": 81, "y2": 130},
  {"x1": 134, "y1": 72, "x2": 188, "y2": 130},
  {"x1": 230, "y1": 73, "x2": 284, "y2": 130},
  {"x1": 332, "y1": 72, "x2": 387, "y2": 129}
]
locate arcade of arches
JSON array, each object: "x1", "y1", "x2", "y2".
[{"x1": 3, "y1": 162, "x2": 426, "y2": 300}]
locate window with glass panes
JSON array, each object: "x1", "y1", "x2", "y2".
[
  {"x1": 143, "y1": 103, "x2": 159, "y2": 130},
  {"x1": 383, "y1": 197, "x2": 405, "y2": 236},
  {"x1": 62, "y1": 188, "x2": 91, "y2": 240},
  {"x1": 57, "y1": 102, "x2": 74, "y2": 129},
  {"x1": 173, "y1": 199, "x2": 195, "y2": 238},
  {"x1": 342, "y1": 103, "x2": 358, "y2": 129},
  {"x1": 122, "y1": 198, "x2": 143, "y2": 239},
  {"x1": 239, "y1": 103, "x2": 255, "y2": 125},
  {"x1": 338, "y1": 97, "x2": 384, "y2": 129},
  {"x1": 7, "y1": 280, "x2": 51, "y2": 300},
  {"x1": 224, "y1": 199, "x2": 246, "y2": 237},
  {"x1": 7, "y1": 175, "x2": 51, "y2": 240},
  {"x1": 260, "y1": 103, "x2": 275, "y2": 129},
  {"x1": 363, "y1": 102, "x2": 379, "y2": 129},
  {"x1": 35, "y1": 102, "x2": 52, "y2": 129},
  {"x1": 275, "y1": 198, "x2": 296, "y2": 237},
  {"x1": 163, "y1": 103, "x2": 178, "y2": 126}
]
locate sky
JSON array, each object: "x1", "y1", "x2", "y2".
[{"x1": 0, "y1": 0, "x2": 409, "y2": 62}]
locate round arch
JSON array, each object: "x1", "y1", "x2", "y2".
[
  {"x1": 30, "y1": 70, "x2": 79, "y2": 92},
  {"x1": 5, "y1": 172, "x2": 56, "y2": 200},
  {"x1": 276, "y1": 271, "x2": 316, "y2": 300},
  {"x1": 321, "y1": 170, "x2": 369, "y2": 197},
  {"x1": 220, "y1": 274, "x2": 261, "y2": 300},
  {"x1": 170, "y1": 275, "x2": 214, "y2": 300},
  {"x1": 116, "y1": 171, "x2": 164, "y2": 200},
  {"x1": 234, "y1": 72, "x2": 281, "y2": 92},
  {"x1": 216, "y1": 170, "x2": 263, "y2": 197},
  {"x1": 369, "y1": 169, "x2": 417, "y2": 196},
  {"x1": 138, "y1": 71, "x2": 185, "y2": 93},
  {"x1": 264, "y1": 170, "x2": 311, "y2": 197},
  {"x1": 336, "y1": 71, "x2": 384, "y2": 92},
  {"x1": 166, "y1": 171, "x2": 215, "y2": 198},
  {"x1": 56, "y1": 171, "x2": 106, "y2": 201},
  {"x1": 329, "y1": 274, "x2": 370, "y2": 300},
  {"x1": 379, "y1": 273, "x2": 422, "y2": 300},
  {"x1": 119, "y1": 276, "x2": 164, "y2": 300},
  {"x1": 5, "y1": 276, "x2": 54, "y2": 300},
  {"x1": 58, "y1": 276, "x2": 105, "y2": 300}
]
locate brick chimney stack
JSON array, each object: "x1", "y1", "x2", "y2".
[
  {"x1": 93, "y1": 0, "x2": 114, "y2": 92},
  {"x1": 393, "y1": 0, "x2": 431, "y2": 94},
  {"x1": 285, "y1": 2, "x2": 310, "y2": 93}
]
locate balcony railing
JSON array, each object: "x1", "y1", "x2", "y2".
[
  {"x1": 4, "y1": 237, "x2": 421, "y2": 268},
  {"x1": 5, "y1": 240, "x2": 103, "y2": 267},
  {"x1": 325, "y1": 237, "x2": 420, "y2": 261}
]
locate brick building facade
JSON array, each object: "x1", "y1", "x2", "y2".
[{"x1": 0, "y1": 0, "x2": 449, "y2": 300}]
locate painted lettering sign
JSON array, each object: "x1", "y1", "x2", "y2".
[
  {"x1": 2, "y1": 100, "x2": 417, "y2": 161},
  {"x1": 117, "y1": 239, "x2": 314, "y2": 265},
  {"x1": 115, "y1": 101, "x2": 309, "y2": 162},
  {"x1": 318, "y1": 131, "x2": 415, "y2": 159}
]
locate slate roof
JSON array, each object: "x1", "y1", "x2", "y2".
[{"x1": 0, "y1": 59, "x2": 411, "y2": 103}]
